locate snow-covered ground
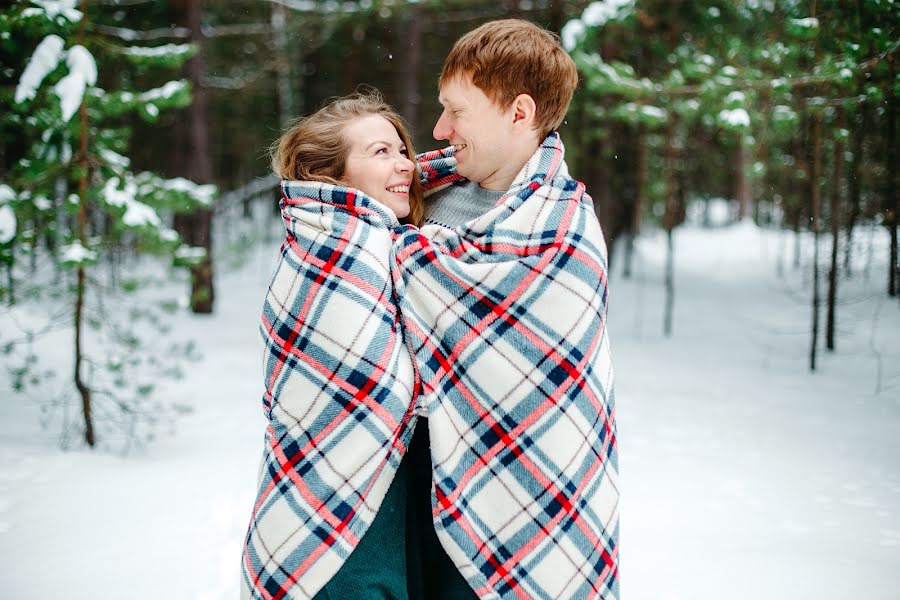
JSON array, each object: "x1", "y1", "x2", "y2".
[{"x1": 1, "y1": 220, "x2": 898, "y2": 599}]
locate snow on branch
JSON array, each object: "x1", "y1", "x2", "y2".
[
  {"x1": 264, "y1": 0, "x2": 365, "y2": 13},
  {"x1": 139, "y1": 79, "x2": 189, "y2": 102},
  {"x1": 54, "y1": 45, "x2": 97, "y2": 122},
  {"x1": 120, "y1": 43, "x2": 194, "y2": 58},
  {"x1": 0, "y1": 185, "x2": 16, "y2": 244},
  {"x1": 15, "y1": 34, "x2": 65, "y2": 104},
  {"x1": 562, "y1": 0, "x2": 635, "y2": 51},
  {"x1": 61, "y1": 240, "x2": 97, "y2": 265},
  {"x1": 90, "y1": 23, "x2": 191, "y2": 41},
  {"x1": 202, "y1": 70, "x2": 267, "y2": 90},
  {"x1": 21, "y1": 0, "x2": 82, "y2": 24},
  {"x1": 102, "y1": 177, "x2": 162, "y2": 228}
]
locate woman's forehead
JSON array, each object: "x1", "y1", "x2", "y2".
[{"x1": 345, "y1": 115, "x2": 403, "y2": 148}]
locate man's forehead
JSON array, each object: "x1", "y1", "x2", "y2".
[{"x1": 438, "y1": 75, "x2": 474, "y2": 105}]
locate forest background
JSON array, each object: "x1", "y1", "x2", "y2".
[
  {"x1": 1, "y1": 1, "x2": 900, "y2": 598},
  {"x1": 1, "y1": 0, "x2": 898, "y2": 456}
]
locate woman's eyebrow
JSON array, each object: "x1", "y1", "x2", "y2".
[{"x1": 365, "y1": 140, "x2": 404, "y2": 150}]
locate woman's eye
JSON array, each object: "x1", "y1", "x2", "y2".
[
  {"x1": 375, "y1": 147, "x2": 388, "y2": 155},
  {"x1": 400, "y1": 148, "x2": 409, "y2": 157}
]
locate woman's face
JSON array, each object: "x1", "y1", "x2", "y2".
[{"x1": 341, "y1": 114, "x2": 415, "y2": 218}]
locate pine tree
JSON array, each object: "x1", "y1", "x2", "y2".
[{"x1": 2, "y1": 0, "x2": 213, "y2": 448}]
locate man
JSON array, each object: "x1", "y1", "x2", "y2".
[
  {"x1": 404, "y1": 18, "x2": 620, "y2": 600},
  {"x1": 425, "y1": 19, "x2": 580, "y2": 228}
]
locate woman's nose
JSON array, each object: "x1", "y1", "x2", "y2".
[{"x1": 396, "y1": 156, "x2": 414, "y2": 172}]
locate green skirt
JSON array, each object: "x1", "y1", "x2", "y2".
[{"x1": 314, "y1": 420, "x2": 478, "y2": 600}]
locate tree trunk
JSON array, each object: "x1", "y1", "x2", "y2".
[
  {"x1": 662, "y1": 117, "x2": 680, "y2": 337},
  {"x1": 342, "y1": 23, "x2": 365, "y2": 94},
  {"x1": 810, "y1": 112, "x2": 822, "y2": 371},
  {"x1": 735, "y1": 135, "x2": 752, "y2": 220},
  {"x1": 173, "y1": 0, "x2": 214, "y2": 313},
  {"x1": 826, "y1": 108, "x2": 844, "y2": 351},
  {"x1": 272, "y1": 1, "x2": 294, "y2": 126},
  {"x1": 75, "y1": 0, "x2": 94, "y2": 447},
  {"x1": 398, "y1": 6, "x2": 423, "y2": 131},
  {"x1": 792, "y1": 135, "x2": 807, "y2": 270},
  {"x1": 548, "y1": 0, "x2": 564, "y2": 34},
  {"x1": 844, "y1": 94, "x2": 866, "y2": 276},
  {"x1": 623, "y1": 126, "x2": 646, "y2": 279},
  {"x1": 886, "y1": 53, "x2": 897, "y2": 297},
  {"x1": 664, "y1": 228, "x2": 674, "y2": 337}
]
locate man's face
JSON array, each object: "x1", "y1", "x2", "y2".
[{"x1": 433, "y1": 75, "x2": 516, "y2": 190}]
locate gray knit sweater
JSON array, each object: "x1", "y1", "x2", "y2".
[{"x1": 424, "y1": 180, "x2": 505, "y2": 229}]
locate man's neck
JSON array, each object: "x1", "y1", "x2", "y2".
[{"x1": 478, "y1": 137, "x2": 542, "y2": 191}]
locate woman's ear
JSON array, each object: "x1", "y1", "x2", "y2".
[{"x1": 511, "y1": 93, "x2": 537, "y2": 129}]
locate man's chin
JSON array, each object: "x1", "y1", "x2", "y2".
[{"x1": 455, "y1": 162, "x2": 476, "y2": 182}]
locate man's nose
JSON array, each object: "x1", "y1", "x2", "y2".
[{"x1": 433, "y1": 111, "x2": 452, "y2": 141}]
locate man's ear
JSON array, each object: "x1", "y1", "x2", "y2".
[{"x1": 511, "y1": 93, "x2": 537, "y2": 129}]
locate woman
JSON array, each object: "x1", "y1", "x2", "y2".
[
  {"x1": 269, "y1": 91, "x2": 425, "y2": 226},
  {"x1": 242, "y1": 91, "x2": 433, "y2": 600}
]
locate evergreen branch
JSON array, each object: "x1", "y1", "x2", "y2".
[
  {"x1": 89, "y1": 23, "x2": 190, "y2": 41},
  {"x1": 201, "y1": 70, "x2": 268, "y2": 90},
  {"x1": 203, "y1": 23, "x2": 273, "y2": 37}
]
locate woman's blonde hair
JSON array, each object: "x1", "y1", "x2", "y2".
[{"x1": 271, "y1": 90, "x2": 424, "y2": 226}]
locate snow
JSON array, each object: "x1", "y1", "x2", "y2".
[
  {"x1": 561, "y1": 19, "x2": 587, "y2": 51},
  {"x1": 0, "y1": 205, "x2": 15, "y2": 243},
  {"x1": 791, "y1": 17, "x2": 820, "y2": 28},
  {"x1": 102, "y1": 176, "x2": 137, "y2": 208},
  {"x1": 54, "y1": 45, "x2": 97, "y2": 122},
  {"x1": 60, "y1": 240, "x2": 96, "y2": 263},
  {"x1": 582, "y1": 0, "x2": 634, "y2": 26},
  {"x1": 772, "y1": 104, "x2": 797, "y2": 121},
  {"x1": 99, "y1": 148, "x2": 131, "y2": 170},
  {"x1": 21, "y1": 0, "x2": 82, "y2": 23},
  {"x1": 14, "y1": 34, "x2": 64, "y2": 104},
  {"x1": 158, "y1": 177, "x2": 216, "y2": 206},
  {"x1": 719, "y1": 108, "x2": 751, "y2": 127},
  {"x1": 1, "y1": 221, "x2": 899, "y2": 599},
  {"x1": 140, "y1": 80, "x2": 188, "y2": 102},
  {"x1": 640, "y1": 105, "x2": 664, "y2": 118},
  {"x1": 175, "y1": 245, "x2": 207, "y2": 261},
  {"x1": 726, "y1": 90, "x2": 746, "y2": 104},
  {"x1": 101, "y1": 177, "x2": 161, "y2": 227},
  {"x1": 123, "y1": 201, "x2": 161, "y2": 228},
  {"x1": 122, "y1": 43, "x2": 193, "y2": 58},
  {"x1": 0, "y1": 184, "x2": 14, "y2": 204},
  {"x1": 563, "y1": 0, "x2": 634, "y2": 50}
]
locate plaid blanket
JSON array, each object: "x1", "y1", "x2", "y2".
[{"x1": 242, "y1": 133, "x2": 619, "y2": 600}]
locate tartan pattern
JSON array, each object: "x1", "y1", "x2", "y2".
[
  {"x1": 242, "y1": 133, "x2": 618, "y2": 600},
  {"x1": 241, "y1": 187, "x2": 417, "y2": 600}
]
